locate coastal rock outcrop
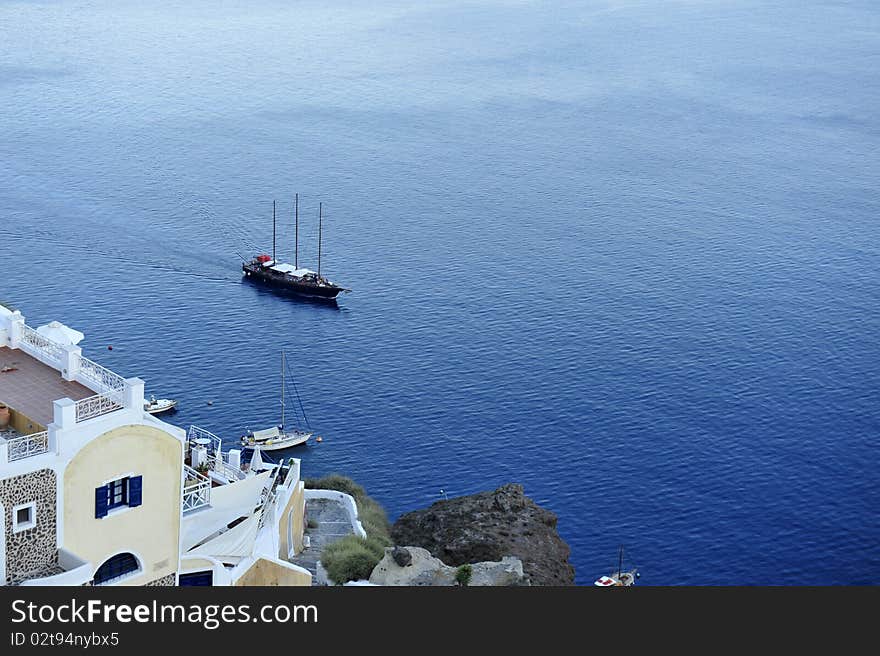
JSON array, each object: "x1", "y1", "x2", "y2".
[
  {"x1": 368, "y1": 546, "x2": 526, "y2": 586},
  {"x1": 391, "y1": 483, "x2": 575, "y2": 586},
  {"x1": 391, "y1": 546, "x2": 413, "y2": 567}
]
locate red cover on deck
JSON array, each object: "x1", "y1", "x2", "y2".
[{"x1": 256, "y1": 254, "x2": 272, "y2": 263}]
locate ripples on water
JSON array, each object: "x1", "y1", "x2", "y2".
[{"x1": 1, "y1": 1, "x2": 878, "y2": 584}]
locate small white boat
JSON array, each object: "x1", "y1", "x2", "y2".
[
  {"x1": 594, "y1": 546, "x2": 639, "y2": 587},
  {"x1": 144, "y1": 395, "x2": 178, "y2": 414}
]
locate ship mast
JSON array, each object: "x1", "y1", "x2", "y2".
[
  {"x1": 294, "y1": 193, "x2": 299, "y2": 269},
  {"x1": 280, "y1": 350, "x2": 285, "y2": 429},
  {"x1": 318, "y1": 202, "x2": 323, "y2": 278},
  {"x1": 272, "y1": 200, "x2": 277, "y2": 262}
]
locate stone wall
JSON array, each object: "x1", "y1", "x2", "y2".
[{"x1": 0, "y1": 468, "x2": 57, "y2": 585}]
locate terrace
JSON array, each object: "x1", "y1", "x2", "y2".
[
  {"x1": 0, "y1": 346, "x2": 94, "y2": 427},
  {"x1": 0, "y1": 308, "x2": 138, "y2": 465}
]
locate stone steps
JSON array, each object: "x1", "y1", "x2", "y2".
[{"x1": 288, "y1": 496, "x2": 358, "y2": 583}]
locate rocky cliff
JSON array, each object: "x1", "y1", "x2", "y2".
[
  {"x1": 369, "y1": 547, "x2": 527, "y2": 586},
  {"x1": 391, "y1": 483, "x2": 575, "y2": 585}
]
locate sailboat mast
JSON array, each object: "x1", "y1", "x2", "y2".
[
  {"x1": 618, "y1": 545, "x2": 624, "y2": 577},
  {"x1": 280, "y1": 351, "x2": 285, "y2": 428},
  {"x1": 272, "y1": 200, "x2": 277, "y2": 262},
  {"x1": 294, "y1": 193, "x2": 299, "y2": 269},
  {"x1": 318, "y1": 202, "x2": 323, "y2": 278}
]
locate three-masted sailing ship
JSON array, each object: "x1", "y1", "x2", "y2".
[{"x1": 242, "y1": 196, "x2": 350, "y2": 299}]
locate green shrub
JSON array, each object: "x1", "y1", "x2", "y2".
[
  {"x1": 455, "y1": 564, "x2": 473, "y2": 587},
  {"x1": 358, "y1": 503, "x2": 391, "y2": 538},
  {"x1": 304, "y1": 474, "x2": 366, "y2": 500},
  {"x1": 322, "y1": 536, "x2": 383, "y2": 585},
  {"x1": 363, "y1": 533, "x2": 392, "y2": 556}
]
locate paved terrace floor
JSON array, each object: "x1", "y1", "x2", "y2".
[
  {"x1": 290, "y1": 497, "x2": 356, "y2": 582},
  {"x1": 0, "y1": 347, "x2": 94, "y2": 426}
]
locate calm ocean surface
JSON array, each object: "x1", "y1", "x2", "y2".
[{"x1": 1, "y1": 1, "x2": 878, "y2": 584}]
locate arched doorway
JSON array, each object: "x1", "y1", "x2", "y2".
[{"x1": 93, "y1": 552, "x2": 141, "y2": 585}]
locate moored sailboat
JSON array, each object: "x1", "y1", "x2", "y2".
[
  {"x1": 594, "y1": 546, "x2": 640, "y2": 587},
  {"x1": 240, "y1": 351, "x2": 312, "y2": 451}
]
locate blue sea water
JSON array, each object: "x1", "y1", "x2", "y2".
[{"x1": 1, "y1": 0, "x2": 878, "y2": 585}]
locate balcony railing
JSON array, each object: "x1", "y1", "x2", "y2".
[
  {"x1": 18, "y1": 325, "x2": 64, "y2": 366},
  {"x1": 208, "y1": 452, "x2": 247, "y2": 482},
  {"x1": 182, "y1": 465, "x2": 211, "y2": 513},
  {"x1": 6, "y1": 319, "x2": 132, "y2": 430},
  {"x1": 71, "y1": 356, "x2": 126, "y2": 423},
  {"x1": 257, "y1": 465, "x2": 283, "y2": 529},
  {"x1": 187, "y1": 425, "x2": 221, "y2": 446},
  {"x1": 6, "y1": 431, "x2": 49, "y2": 462},
  {"x1": 75, "y1": 393, "x2": 123, "y2": 423},
  {"x1": 282, "y1": 458, "x2": 301, "y2": 489},
  {"x1": 76, "y1": 355, "x2": 125, "y2": 397},
  {"x1": 187, "y1": 425, "x2": 246, "y2": 481}
]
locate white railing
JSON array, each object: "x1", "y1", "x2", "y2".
[
  {"x1": 6, "y1": 431, "x2": 49, "y2": 462},
  {"x1": 76, "y1": 355, "x2": 125, "y2": 397},
  {"x1": 75, "y1": 393, "x2": 123, "y2": 423},
  {"x1": 282, "y1": 458, "x2": 301, "y2": 489},
  {"x1": 10, "y1": 319, "x2": 130, "y2": 425},
  {"x1": 182, "y1": 465, "x2": 211, "y2": 513},
  {"x1": 208, "y1": 452, "x2": 247, "y2": 481},
  {"x1": 187, "y1": 425, "x2": 222, "y2": 452},
  {"x1": 257, "y1": 490, "x2": 276, "y2": 530},
  {"x1": 18, "y1": 325, "x2": 64, "y2": 365},
  {"x1": 257, "y1": 465, "x2": 283, "y2": 529},
  {"x1": 72, "y1": 356, "x2": 126, "y2": 423},
  {"x1": 187, "y1": 425, "x2": 246, "y2": 482}
]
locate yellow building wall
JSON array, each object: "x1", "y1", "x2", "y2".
[
  {"x1": 7, "y1": 407, "x2": 45, "y2": 435},
  {"x1": 63, "y1": 424, "x2": 183, "y2": 586},
  {"x1": 278, "y1": 481, "x2": 305, "y2": 559},
  {"x1": 233, "y1": 557, "x2": 311, "y2": 587}
]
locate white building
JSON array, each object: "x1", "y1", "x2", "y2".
[{"x1": 0, "y1": 304, "x2": 311, "y2": 586}]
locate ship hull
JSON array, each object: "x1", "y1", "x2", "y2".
[
  {"x1": 242, "y1": 263, "x2": 344, "y2": 299},
  {"x1": 144, "y1": 399, "x2": 178, "y2": 415},
  {"x1": 241, "y1": 432, "x2": 312, "y2": 450}
]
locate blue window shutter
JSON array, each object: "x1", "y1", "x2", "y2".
[
  {"x1": 95, "y1": 485, "x2": 109, "y2": 518},
  {"x1": 128, "y1": 476, "x2": 143, "y2": 508}
]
